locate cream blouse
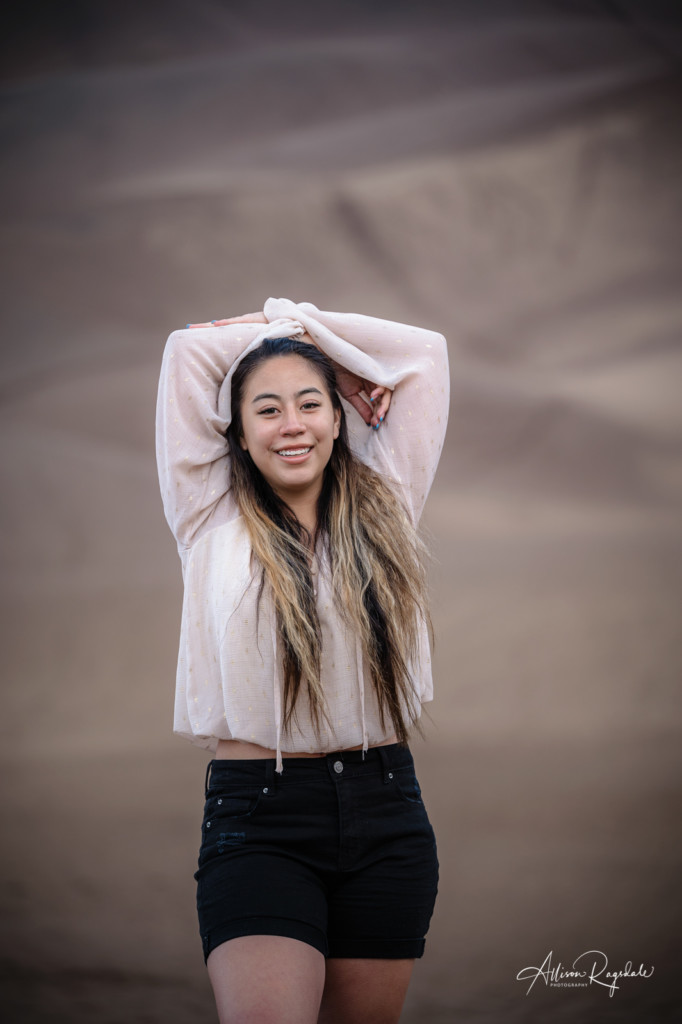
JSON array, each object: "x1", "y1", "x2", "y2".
[{"x1": 156, "y1": 297, "x2": 449, "y2": 772}]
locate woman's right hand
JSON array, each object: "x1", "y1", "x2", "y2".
[
  {"x1": 186, "y1": 310, "x2": 322, "y2": 350},
  {"x1": 186, "y1": 312, "x2": 267, "y2": 328}
]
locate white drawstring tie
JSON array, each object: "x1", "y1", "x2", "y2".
[
  {"x1": 270, "y1": 610, "x2": 284, "y2": 774},
  {"x1": 355, "y1": 636, "x2": 369, "y2": 759}
]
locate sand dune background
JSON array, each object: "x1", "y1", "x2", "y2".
[{"x1": 1, "y1": 2, "x2": 681, "y2": 1021}]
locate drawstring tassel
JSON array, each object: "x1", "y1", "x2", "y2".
[
  {"x1": 270, "y1": 612, "x2": 284, "y2": 774},
  {"x1": 355, "y1": 636, "x2": 369, "y2": 760}
]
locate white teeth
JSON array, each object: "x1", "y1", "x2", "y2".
[{"x1": 277, "y1": 447, "x2": 311, "y2": 456}]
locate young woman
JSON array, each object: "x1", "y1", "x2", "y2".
[{"x1": 156, "y1": 297, "x2": 449, "y2": 1024}]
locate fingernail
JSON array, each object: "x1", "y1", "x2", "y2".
[
  {"x1": 379, "y1": 415, "x2": 384, "y2": 422},
  {"x1": 185, "y1": 323, "x2": 191, "y2": 328},
  {"x1": 373, "y1": 423, "x2": 380, "y2": 430},
  {"x1": 211, "y1": 320, "x2": 216, "y2": 324},
  {"x1": 370, "y1": 397, "x2": 375, "y2": 403}
]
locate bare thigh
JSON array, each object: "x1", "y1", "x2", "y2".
[
  {"x1": 318, "y1": 958, "x2": 416, "y2": 1024},
  {"x1": 207, "y1": 935, "x2": 326, "y2": 1024}
]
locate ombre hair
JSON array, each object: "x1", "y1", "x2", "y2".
[{"x1": 227, "y1": 336, "x2": 433, "y2": 746}]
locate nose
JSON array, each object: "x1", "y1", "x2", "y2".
[{"x1": 280, "y1": 406, "x2": 305, "y2": 435}]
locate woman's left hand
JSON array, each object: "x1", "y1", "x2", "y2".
[{"x1": 334, "y1": 367, "x2": 391, "y2": 429}]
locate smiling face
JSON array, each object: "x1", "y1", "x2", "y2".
[{"x1": 238, "y1": 354, "x2": 341, "y2": 511}]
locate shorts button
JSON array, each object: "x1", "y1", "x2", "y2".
[
  {"x1": 388, "y1": 772, "x2": 393, "y2": 779},
  {"x1": 333, "y1": 760, "x2": 343, "y2": 774},
  {"x1": 263, "y1": 787, "x2": 269, "y2": 794},
  {"x1": 217, "y1": 798, "x2": 223, "y2": 805},
  {"x1": 206, "y1": 821, "x2": 211, "y2": 828}
]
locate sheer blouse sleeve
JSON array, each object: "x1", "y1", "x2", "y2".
[
  {"x1": 155, "y1": 321, "x2": 268, "y2": 563},
  {"x1": 263, "y1": 298, "x2": 450, "y2": 525}
]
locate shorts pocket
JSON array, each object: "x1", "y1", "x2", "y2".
[
  {"x1": 198, "y1": 785, "x2": 265, "y2": 870},
  {"x1": 391, "y1": 765, "x2": 424, "y2": 805},
  {"x1": 203, "y1": 785, "x2": 264, "y2": 828}
]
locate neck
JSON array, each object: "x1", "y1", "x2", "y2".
[
  {"x1": 276, "y1": 485, "x2": 320, "y2": 544},
  {"x1": 289, "y1": 501, "x2": 318, "y2": 543}
]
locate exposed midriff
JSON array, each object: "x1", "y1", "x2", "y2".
[{"x1": 215, "y1": 735, "x2": 398, "y2": 760}]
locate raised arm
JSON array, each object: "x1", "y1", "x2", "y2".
[{"x1": 155, "y1": 321, "x2": 268, "y2": 560}]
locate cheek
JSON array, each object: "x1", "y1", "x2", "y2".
[{"x1": 240, "y1": 416, "x2": 268, "y2": 451}]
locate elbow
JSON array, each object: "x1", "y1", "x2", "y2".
[
  {"x1": 165, "y1": 326, "x2": 195, "y2": 354},
  {"x1": 435, "y1": 332, "x2": 450, "y2": 377}
]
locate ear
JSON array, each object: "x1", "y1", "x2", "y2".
[
  {"x1": 239, "y1": 434, "x2": 248, "y2": 451},
  {"x1": 333, "y1": 407, "x2": 341, "y2": 439}
]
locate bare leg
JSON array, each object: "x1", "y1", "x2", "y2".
[
  {"x1": 207, "y1": 935, "x2": 326, "y2": 1024},
  {"x1": 318, "y1": 958, "x2": 415, "y2": 1024}
]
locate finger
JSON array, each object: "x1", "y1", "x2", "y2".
[
  {"x1": 185, "y1": 313, "x2": 266, "y2": 328},
  {"x1": 366, "y1": 385, "x2": 381, "y2": 426},
  {"x1": 345, "y1": 392, "x2": 373, "y2": 426},
  {"x1": 223, "y1": 312, "x2": 267, "y2": 323},
  {"x1": 205, "y1": 317, "x2": 248, "y2": 326},
  {"x1": 376, "y1": 389, "x2": 392, "y2": 423},
  {"x1": 368, "y1": 386, "x2": 391, "y2": 427},
  {"x1": 185, "y1": 319, "x2": 234, "y2": 328}
]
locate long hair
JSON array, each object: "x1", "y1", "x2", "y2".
[{"x1": 227, "y1": 336, "x2": 433, "y2": 745}]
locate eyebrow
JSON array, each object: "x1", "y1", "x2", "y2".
[{"x1": 251, "y1": 387, "x2": 324, "y2": 403}]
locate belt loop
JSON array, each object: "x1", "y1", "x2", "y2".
[
  {"x1": 204, "y1": 758, "x2": 213, "y2": 798},
  {"x1": 377, "y1": 745, "x2": 392, "y2": 784}
]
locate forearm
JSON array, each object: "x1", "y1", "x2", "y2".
[{"x1": 263, "y1": 297, "x2": 446, "y2": 391}]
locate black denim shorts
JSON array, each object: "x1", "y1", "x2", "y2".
[{"x1": 195, "y1": 743, "x2": 439, "y2": 962}]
